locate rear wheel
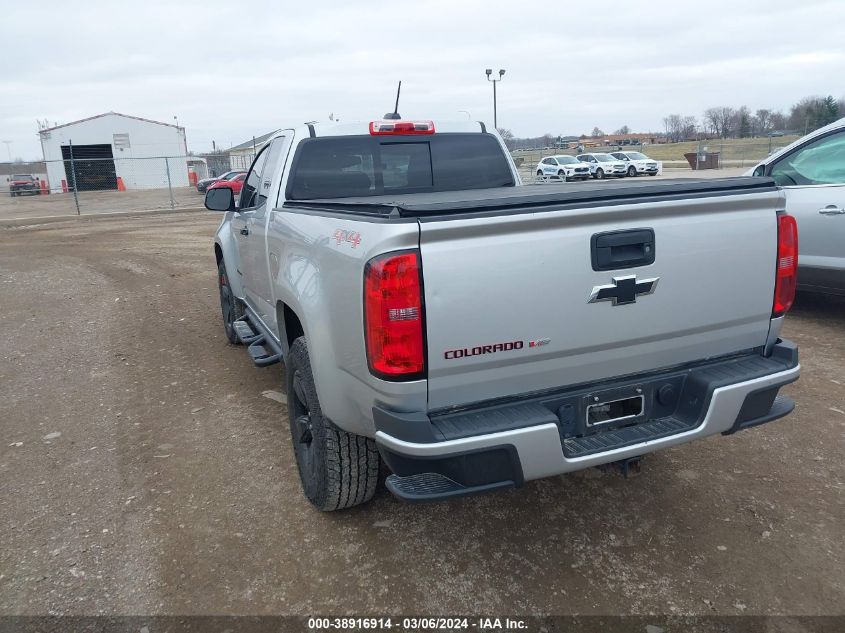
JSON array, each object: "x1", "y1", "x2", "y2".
[
  {"x1": 595, "y1": 168, "x2": 605, "y2": 180},
  {"x1": 217, "y1": 259, "x2": 244, "y2": 344},
  {"x1": 627, "y1": 166, "x2": 636, "y2": 177},
  {"x1": 286, "y1": 337, "x2": 380, "y2": 511}
]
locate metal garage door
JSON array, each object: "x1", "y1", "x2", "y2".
[{"x1": 60, "y1": 144, "x2": 118, "y2": 191}]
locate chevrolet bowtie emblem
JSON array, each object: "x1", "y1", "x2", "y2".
[{"x1": 588, "y1": 275, "x2": 660, "y2": 306}]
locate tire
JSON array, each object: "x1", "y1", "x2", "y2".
[
  {"x1": 286, "y1": 337, "x2": 380, "y2": 511},
  {"x1": 595, "y1": 168, "x2": 605, "y2": 180},
  {"x1": 648, "y1": 172, "x2": 657, "y2": 176},
  {"x1": 217, "y1": 259, "x2": 244, "y2": 344},
  {"x1": 627, "y1": 166, "x2": 636, "y2": 177},
  {"x1": 536, "y1": 170, "x2": 544, "y2": 180}
]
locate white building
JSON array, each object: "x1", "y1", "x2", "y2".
[
  {"x1": 38, "y1": 112, "x2": 189, "y2": 192},
  {"x1": 228, "y1": 131, "x2": 278, "y2": 170}
]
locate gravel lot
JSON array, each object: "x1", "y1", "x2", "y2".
[{"x1": 0, "y1": 212, "x2": 842, "y2": 617}]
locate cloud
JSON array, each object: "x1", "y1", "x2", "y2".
[{"x1": 1, "y1": 0, "x2": 843, "y2": 158}]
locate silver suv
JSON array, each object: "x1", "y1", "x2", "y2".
[{"x1": 747, "y1": 117, "x2": 845, "y2": 296}]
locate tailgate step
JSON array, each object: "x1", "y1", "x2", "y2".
[
  {"x1": 563, "y1": 417, "x2": 694, "y2": 458},
  {"x1": 385, "y1": 473, "x2": 512, "y2": 503},
  {"x1": 247, "y1": 341, "x2": 281, "y2": 367},
  {"x1": 232, "y1": 318, "x2": 263, "y2": 345}
]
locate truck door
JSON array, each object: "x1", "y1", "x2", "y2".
[
  {"x1": 233, "y1": 145, "x2": 270, "y2": 318},
  {"x1": 241, "y1": 135, "x2": 291, "y2": 329}
]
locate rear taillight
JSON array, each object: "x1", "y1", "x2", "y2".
[
  {"x1": 773, "y1": 213, "x2": 798, "y2": 317},
  {"x1": 364, "y1": 251, "x2": 426, "y2": 379},
  {"x1": 369, "y1": 120, "x2": 435, "y2": 135}
]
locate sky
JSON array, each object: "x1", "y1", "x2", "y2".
[{"x1": 2, "y1": 0, "x2": 844, "y2": 160}]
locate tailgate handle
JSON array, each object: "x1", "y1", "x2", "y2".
[{"x1": 591, "y1": 229, "x2": 655, "y2": 271}]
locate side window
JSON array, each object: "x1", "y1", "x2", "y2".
[
  {"x1": 770, "y1": 130, "x2": 845, "y2": 186},
  {"x1": 240, "y1": 145, "x2": 270, "y2": 209},
  {"x1": 752, "y1": 164, "x2": 766, "y2": 177},
  {"x1": 257, "y1": 136, "x2": 286, "y2": 207}
]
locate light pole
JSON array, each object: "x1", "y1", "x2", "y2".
[
  {"x1": 2, "y1": 140, "x2": 11, "y2": 163},
  {"x1": 485, "y1": 69, "x2": 505, "y2": 129}
]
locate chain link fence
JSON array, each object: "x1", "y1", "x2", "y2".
[{"x1": 0, "y1": 155, "x2": 223, "y2": 220}]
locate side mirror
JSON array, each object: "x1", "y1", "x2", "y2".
[{"x1": 205, "y1": 187, "x2": 235, "y2": 212}]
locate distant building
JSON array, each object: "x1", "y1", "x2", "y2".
[
  {"x1": 600, "y1": 133, "x2": 665, "y2": 145},
  {"x1": 38, "y1": 112, "x2": 189, "y2": 192},
  {"x1": 228, "y1": 131, "x2": 279, "y2": 170}
]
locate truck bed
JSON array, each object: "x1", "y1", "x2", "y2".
[{"x1": 283, "y1": 177, "x2": 777, "y2": 218}]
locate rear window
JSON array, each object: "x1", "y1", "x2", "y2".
[{"x1": 287, "y1": 134, "x2": 514, "y2": 200}]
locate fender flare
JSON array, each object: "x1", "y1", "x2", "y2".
[{"x1": 214, "y1": 229, "x2": 245, "y2": 302}]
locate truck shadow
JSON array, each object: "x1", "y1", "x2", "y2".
[{"x1": 791, "y1": 291, "x2": 845, "y2": 322}]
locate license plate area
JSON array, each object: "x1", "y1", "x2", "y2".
[{"x1": 586, "y1": 395, "x2": 644, "y2": 427}]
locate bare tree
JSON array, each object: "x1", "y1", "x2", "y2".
[
  {"x1": 591, "y1": 127, "x2": 604, "y2": 138},
  {"x1": 497, "y1": 128, "x2": 516, "y2": 150},
  {"x1": 614, "y1": 125, "x2": 631, "y2": 135},
  {"x1": 754, "y1": 109, "x2": 773, "y2": 135},
  {"x1": 662, "y1": 114, "x2": 696, "y2": 143},
  {"x1": 770, "y1": 111, "x2": 787, "y2": 132},
  {"x1": 704, "y1": 106, "x2": 736, "y2": 138},
  {"x1": 680, "y1": 116, "x2": 697, "y2": 141}
]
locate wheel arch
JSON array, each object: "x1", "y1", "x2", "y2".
[
  {"x1": 276, "y1": 300, "x2": 305, "y2": 357},
  {"x1": 214, "y1": 232, "x2": 246, "y2": 302}
]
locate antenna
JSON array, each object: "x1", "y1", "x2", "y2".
[{"x1": 384, "y1": 81, "x2": 402, "y2": 120}]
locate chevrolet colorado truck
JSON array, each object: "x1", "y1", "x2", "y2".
[{"x1": 205, "y1": 117, "x2": 800, "y2": 511}]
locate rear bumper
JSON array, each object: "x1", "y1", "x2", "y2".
[{"x1": 376, "y1": 341, "x2": 799, "y2": 501}]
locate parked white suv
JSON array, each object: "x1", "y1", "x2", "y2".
[
  {"x1": 576, "y1": 153, "x2": 628, "y2": 179},
  {"x1": 611, "y1": 151, "x2": 661, "y2": 177},
  {"x1": 535, "y1": 155, "x2": 591, "y2": 181}
]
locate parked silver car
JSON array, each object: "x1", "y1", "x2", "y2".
[{"x1": 747, "y1": 117, "x2": 845, "y2": 296}]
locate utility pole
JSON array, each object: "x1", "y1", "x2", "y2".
[
  {"x1": 2, "y1": 140, "x2": 12, "y2": 163},
  {"x1": 485, "y1": 69, "x2": 505, "y2": 129}
]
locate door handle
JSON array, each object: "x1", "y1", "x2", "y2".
[
  {"x1": 818, "y1": 206, "x2": 845, "y2": 216},
  {"x1": 240, "y1": 227, "x2": 250, "y2": 235},
  {"x1": 591, "y1": 228, "x2": 656, "y2": 271}
]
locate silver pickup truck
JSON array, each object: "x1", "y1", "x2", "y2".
[{"x1": 205, "y1": 118, "x2": 800, "y2": 511}]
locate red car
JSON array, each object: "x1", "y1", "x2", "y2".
[{"x1": 207, "y1": 173, "x2": 246, "y2": 197}]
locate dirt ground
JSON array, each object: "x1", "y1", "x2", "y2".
[
  {"x1": 0, "y1": 187, "x2": 203, "y2": 221},
  {"x1": 0, "y1": 212, "x2": 842, "y2": 617}
]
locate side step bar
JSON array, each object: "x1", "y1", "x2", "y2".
[
  {"x1": 385, "y1": 473, "x2": 514, "y2": 503},
  {"x1": 233, "y1": 315, "x2": 282, "y2": 368}
]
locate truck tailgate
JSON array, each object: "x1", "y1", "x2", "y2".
[{"x1": 418, "y1": 184, "x2": 783, "y2": 410}]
